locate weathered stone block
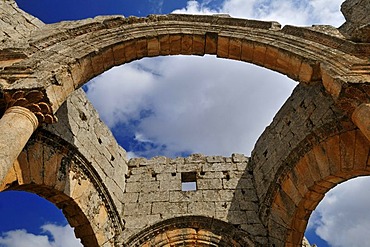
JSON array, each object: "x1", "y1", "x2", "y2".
[
  {"x1": 188, "y1": 201, "x2": 216, "y2": 217},
  {"x1": 152, "y1": 202, "x2": 188, "y2": 215},
  {"x1": 169, "y1": 190, "x2": 203, "y2": 202},
  {"x1": 123, "y1": 202, "x2": 151, "y2": 216},
  {"x1": 139, "y1": 191, "x2": 169, "y2": 202}
]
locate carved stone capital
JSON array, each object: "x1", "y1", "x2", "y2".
[{"x1": 2, "y1": 90, "x2": 57, "y2": 124}]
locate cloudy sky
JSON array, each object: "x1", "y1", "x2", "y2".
[{"x1": 2, "y1": 0, "x2": 367, "y2": 247}]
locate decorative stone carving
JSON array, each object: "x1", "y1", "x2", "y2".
[{"x1": 1, "y1": 90, "x2": 57, "y2": 124}]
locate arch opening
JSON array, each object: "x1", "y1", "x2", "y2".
[
  {"x1": 84, "y1": 54, "x2": 297, "y2": 158},
  {"x1": 0, "y1": 190, "x2": 83, "y2": 246},
  {"x1": 20, "y1": 11, "x2": 361, "y2": 116},
  {"x1": 269, "y1": 129, "x2": 370, "y2": 247},
  {"x1": 0, "y1": 129, "x2": 123, "y2": 247},
  {"x1": 305, "y1": 176, "x2": 370, "y2": 247}
]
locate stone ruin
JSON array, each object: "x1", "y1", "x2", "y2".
[{"x1": 0, "y1": 0, "x2": 369, "y2": 246}]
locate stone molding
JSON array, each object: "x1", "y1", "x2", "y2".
[
  {"x1": 125, "y1": 216, "x2": 255, "y2": 246},
  {"x1": 32, "y1": 130, "x2": 125, "y2": 242}
]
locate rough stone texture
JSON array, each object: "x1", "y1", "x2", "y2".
[
  {"x1": 122, "y1": 154, "x2": 266, "y2": 244},
  {"x1": 252, "y1": 82, "x2": 349, "y2": 220},
  {"x1": 44, "y1": 89, "x2": 128, "y2": 245},
  {"x1": 0, "y1": 0, "x2": 368, "y2": 246},
  {"x1": 352, "y1": 103, "x2": 370, "y2": 141},
  {"x1": 0, "y1": 0, "x2": 43, "y2": 48},
  {"x1": 339, "y1": 0, "x2": 370, "y2": 42},
  {"x1": 302, "y1": 237, "x2": 315, "y2": 247},
  {"x1": 45, "y1": 88, "x2": 128, "y2": 218},
  {"x1": 0, "y1": 89, "x2": 128, "y2": 246}
]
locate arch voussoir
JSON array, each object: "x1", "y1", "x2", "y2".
[
  {"x1": 0, "y1": 128, "x2": 124, "y2": 247},
  {"x1": 269, "y1": 129, "x2": 370, "y2": 246}
]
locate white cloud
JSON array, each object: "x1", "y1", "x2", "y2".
[
  {"x1": 134, "y1": 132, "x2": 154, "y2": 143},
  {"x1": 86, "y1": 55, "x2": 296, "y2": 157},
  {"x1": 173, "y1": 0, "x2": 345, "y2": 27},
  {"x1": 126, "y1": 151, "x2": 139, "y2": 159},
  {"x1": 172, "y1": 0, "x2": 219, "y2": 14},
  {"x1": 86, "y1": 64, "x2": 156, "y2": 128},
  {"x1": 309, "y1": 0, "x2": 346, "y2": 26},
  {"x1": 85, "y1": 1, "x2": 346, "y2": 158},
  {"x1": 149, "y1": 0, "x2": 164, "y2": 14},
  {"x1": 138, "y1": 56, "x2": 296, "y2": 156},
  {"x1": 307, "y1": 177, "x2": 370, "y2": 247},
  {"x1": 221, "y1": 0, "x2": 258, "y2": 19},
  {"x1": 0, "y1": 224, "x2": 82, "y2": 247}
]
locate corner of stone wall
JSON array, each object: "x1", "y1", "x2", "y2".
[
  {"x1": 44, "y1": 88, "x2": 128, "y2": 217},
  {"x1": 0, "y1": 0, "x2": 44, "y2": 49},
  {"x1": 339, "y1": 0, "x2": 370, "y2": 42}
]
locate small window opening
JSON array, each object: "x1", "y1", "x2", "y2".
[
  {"x1": 223, "y1": 171, "x2": 230, "y2": 181},
  {"x1": 181, "y1": 172, "x2": 197, "y2": 191}
]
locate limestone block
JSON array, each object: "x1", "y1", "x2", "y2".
[
  {"x1": 202, "y1": 189, "x2": 234, "y2": 202},
  {"x1": 202, "y1": 162, "x2": 237, "y2": 172},
  {"x1": 139, "y1": 191, "x2": 169, "y2": 202},
  {"x1": 122, "y1": 192, "x2": 139, "y2": 203},
  {"x1": 187, "y1": 202, "x2": 216, "y2": 217},
  {"x1": 197, "y1": 178, "x2": 223, "y2": 190},
  {"x1": 169, "y1": 190, "x2": 203, "y2": 202},
  {"x1": 159, "y1": 178, "x2": 181, "y2": 191},
  {"x1": 123, "y1": 203, "x2": 151, "y2": 216},
  {"x1": 152, "y1": 202, "x2": 188, "y2": 215}
]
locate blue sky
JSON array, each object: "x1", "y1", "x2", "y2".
[
  {"x1": 16, "y1": 0, "x2": 189, "y2": 23},
  {"x1": 2, "y1": 1, "x2": 363, "y2": 247}
]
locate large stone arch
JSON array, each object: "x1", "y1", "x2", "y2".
[
  {"x1": 1, "y1": 13, "x2": 368, "y2": 115},
  {"x1": 269, "y1": 128, "x2": 370, "y2": 246},
  {"x1": 0, "y1": 129, "x2": 124, "y2": 246}
]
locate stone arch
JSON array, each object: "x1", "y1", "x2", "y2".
[
  {"x1": 0, "y1": 129, "x2": 124, "y2": 246},
  {"x1": 3, "y1": 14, "x2": 368, "y2": 115},
  {"x1": 268, "y1": 128, "x2": 370, "y2": 246},
  {"x1": 125, "y1": 216, "x2": 255, "y2": 246}
]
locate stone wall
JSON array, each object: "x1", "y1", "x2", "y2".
[
  {"x1": 45, "y1": 88, "x2": 128, "y2": 221},
  {"x1": 43, "y1": 89, "x2": 128, "y2": 245},
  {"x1": 0, "y1": 88, "x2": 129, "y2": 245},
  {"x1": 0, "y1": 0, "x2": 43, "y2": 49},
  {"x1": 122, "y1": 153, "x2": 267, "y2": 245},
  {"x1": 252, "y1": 82, "x2": 351, "y2": 223}
]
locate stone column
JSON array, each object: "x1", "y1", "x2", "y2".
[
  {"x1": 0, "y1": 90, "x2": 57, "y2": 183},
  {"x1": 352, "y1": 103, "x2": 370, "y2": 142},
  {"x1": 0, "y1": 106, "x2": 38, "y2": 182}
]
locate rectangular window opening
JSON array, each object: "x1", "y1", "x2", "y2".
[{"x1": 181, "y1": 172, "x2": 197, "y2": 191}]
